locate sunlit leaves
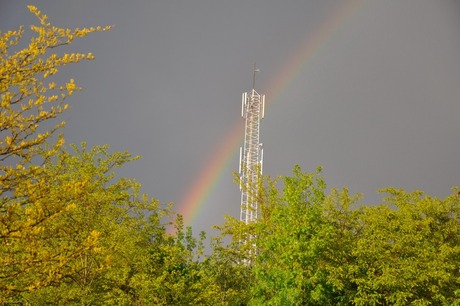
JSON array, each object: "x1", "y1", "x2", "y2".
[
  {"x1": 5, "y1": 144, "x2": 163, "y2": 304},
  {"x1": 221, "y1": 167, "x2": 460, "y2": 305},
  {"x1": 0, "y1": 5, "x2": 110, "y2": 197},
  {"x1": 349, "y1": 189, "x2": 460, "y2": 305},
  {"x1": 0, "y1": 5, "x2": 110, "y2": 302}
]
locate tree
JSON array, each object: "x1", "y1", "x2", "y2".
[
  {"x1": 201, "y1": 218, "x2": 254, "y2": 305},
  {"x1": 1, "y1": 5, "x2": 109, "y2": 301},
  {"x1": 0, "y1": 5, "x2": 109, "y2": 194},
  {"x1": 349, "y1": 189, "x2": 460, "y2": 305},
  {"x1": 242, "y1": 168, "x2": 460, "y2": 305},
  {"x1": 248, "y1": 166, "x2": 342, "y2": 305},
  {"x1": 144, "y1": 216, "x2": 218, "y2": 305},
  {"x1": 221, "y1": 166, "x2": 356, "y2": 305},
  {"x1": 4, "y1": 144, "x2": 164, "y2": 304}
]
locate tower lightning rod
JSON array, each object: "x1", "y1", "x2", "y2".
[{"x1": 253, "y1": 63, "x2": 259, "y2": 90}]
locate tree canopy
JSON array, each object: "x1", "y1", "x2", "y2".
[
  {"x1": 220, "y1": 167, "x2": 460, "y2": 305},
  {"x1": 1, "y1": 5, "x2": 111, "y2": 301}
]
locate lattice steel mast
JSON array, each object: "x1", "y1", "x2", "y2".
[{"x1": 239, "y1": 65, "x2": 265, "y2": 224}]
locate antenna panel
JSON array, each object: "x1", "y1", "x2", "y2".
[
  {"x1": 241, "y1": 92, "x2": 247, "y2": 118},
  {"x1": 262, "y1": 95, "x2": 265, "y2": 119},
  {"x1": 260, "y1": 147, "x2": 264, "y2": 173}
]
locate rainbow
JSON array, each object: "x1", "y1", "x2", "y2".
[{"x1": 177, "y1": 0, "x2": 367, "y2": 225}]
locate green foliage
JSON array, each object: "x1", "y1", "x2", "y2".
[
  {"x1": 249, "y1": 165, "x2": 341, "y2": 305},
  {"x1": 223, "y1": 166, "x2": 460, "y2": 305},
  {"x1": 6, "y1": 143, "x2": 163, "y2": 304},
  {"x1": 145, "y1": 215, "x2": 211, "y2": 305},
  {"x1": 204, "y1": 220, "x2": 254, "y2": 305},
  {"x1": 349, "y1": 188, "x2": 460, "y2": 305},
  {"x1": 1, "y1": 6, "x2": 111, "y2": 303}
]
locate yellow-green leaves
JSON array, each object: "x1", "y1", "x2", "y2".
[
  {"x1": 348, "y1": 189, "x2": 460, "y2": 305},
  {"x1": 0, "y1": 5, "x2": 111, "y2": 187},
  {"x1": 217, "y1": 167, "x2": 460, "y2": 305},
  {"x1": 1, "y1": 5, "x2": 110, "y2": 303},
  {"x1": 3, "y1": 143, "x2": 163, "y2": 304}
]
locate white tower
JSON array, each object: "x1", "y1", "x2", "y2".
[{"x1": 239, "y1": 66, "x2": 265, "y2": 225}]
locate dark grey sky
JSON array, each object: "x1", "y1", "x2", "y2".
[{"x1": 2, "y1": 1, "x2": 460, "y2": 234}]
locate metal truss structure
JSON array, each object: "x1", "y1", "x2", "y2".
[{"x1": 239, "y1": 68, "x2": 265, "y2": 225}]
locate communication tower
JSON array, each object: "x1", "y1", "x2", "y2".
[{"x1": 239, "y1": 66, "x2": 265, "y2": 225}]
